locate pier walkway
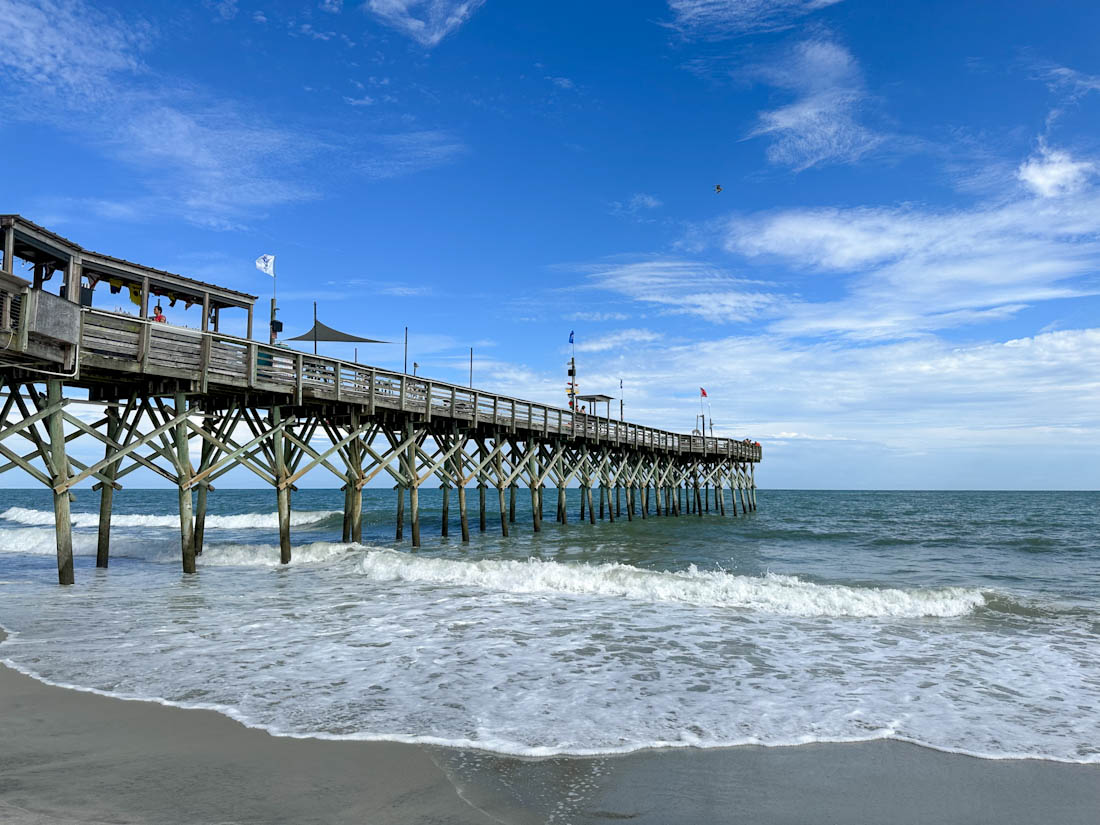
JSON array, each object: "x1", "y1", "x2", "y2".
[{"x1": 0, "y1": 215, "x2": 761, "y2": 584}]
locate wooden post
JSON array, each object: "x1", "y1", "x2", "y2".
[
  {"x1": 195, "y1": 482, "x2": 209, "y2": 556},
  {"x1": 640, "y1": 483, "x2": 647, "y2": 520},
  {"x1": 498, "y1": 484, "x2": 508, "y2": 538},
  {"x1": 587, "y1": 485, "x2": 595, "y2": 525},
  {"x1": 615, "y1": 485, "x2": 621, "y2": 518},
  {"x1": 729, "y1": 469, "x2": 739, "y2": 516},
  {"x1": 442, "y1": 483, "x2": 450, "y2": 537},
  {"x1": 350, "y1": 470, "x2": 363, "y2": 545},
  {"x1": 272, "y1": 406, "x2": 290, "y2": 565},
  {"x1": 509, "y1": 484, "x2": 516, "y2": 523},
  {"x1": 342, "y1": 483, "x2": 353, "y2": 542},
  {"x1": 479, "y1": 483, "x2": 487, "y2": 532},
  {"x1": 529, "y1": 442, "x2": 540, "y2": 533},
  {"x1": 2, "y1": 224, "x2": 13, "y2": 273},
  {"x1": 396, "y1": 486, "x2": 405, "y2": 541},
  {"x1": 558, "y1": 484, "x2": 567, "y2": 524},
  {"x1": 48, "y1": 380, "x2": 74, "y2": 585},
  {"x1": 175, "y1": 392, "x2": 197, "y2": 572},
  {"x1": 96, "y1": 403, "x2": 123, "y2": 568},
  {"x1": 407, "y1": 422, "x2": 420, "y2": 548},
  {"x1": 452, "y1": 429, "x2": 469, "y2": 544},
  {"x1": 717, "y1": 477, "x2": 725, "y2": 516},
  {"x1": 194, "y1": 414, "x2": 213, "y2": 556},
  {"x1": 599, "y1": 485, "x2": 605, "y2": 520},
  {"x1": 579, "y1": 483, "x2": 586, "y2": 521},
  {"x1": 495, "y1": 440, "x2": 508, "y2": 537},
  {"x1": 695, "y1": 474, "x2": 703, "y2": 518}
]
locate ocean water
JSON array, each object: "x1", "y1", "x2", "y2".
[{"x1": 0, "y1": 488, "x2": 1098, "y2": 763}]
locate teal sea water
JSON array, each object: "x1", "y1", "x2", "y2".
[{"x1": 0, "y1": 488, "x2": 1097, "y2": 762}]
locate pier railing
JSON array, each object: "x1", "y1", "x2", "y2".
[{"x1": 78, "y1": 308, "x2": 761, "y2": 461}]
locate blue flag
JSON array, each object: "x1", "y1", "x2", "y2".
[{"x1": 569, "y1": 330, "x2": 574, "y2": 344}]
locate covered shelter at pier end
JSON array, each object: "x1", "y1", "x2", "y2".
[
  {"x1": 576, "y1": 394, "x2": 615, "y2": 419},
  {"x1": 0, "y1": 214, "x2": 258, "y2": 339}
]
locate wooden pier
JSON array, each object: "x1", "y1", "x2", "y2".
[{"x1": 0, "y1": 215, "x2": 761, "y2": 584}]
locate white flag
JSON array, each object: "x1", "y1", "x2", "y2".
[{"x1": 255, "y1": 254, "x2": 275, "y2": 276}]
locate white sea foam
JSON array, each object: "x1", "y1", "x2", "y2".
[
  {"x1": 0, "y1": 506, "x2": 338, "y2": 530},
  {"x1": 356, "y1": 550, "x2": 986, "y2": 617},
  {"x1": 0, "y1": 527, "x2": 355, "y2": 567}
]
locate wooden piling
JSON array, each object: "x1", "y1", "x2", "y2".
[
  {"x1": 529, "y1": 445, "x2": 540, "y2": 532},
  {"x1": 396, "y1": 486, "x2": 404, "y2": 541},
  {"x1": 95, "y1": 402, "x2": 123, "y2": 568},
  {"x1": 407, "y1": 423, "x2": 420, "y2": 548},
  {"x1": 587, "y1": 485, "x2": 595, "y2": 525},
  {"x1": 509, "y1": 484, "x2": 517, "y2": 523},
  {"x1": 342, "y1": 483, "x2": 353, "y2": 542},
  {"x1": 615, "y1": 485, "x2": 621, "y2": 517},
  {"x1": 48, "y1": 380, "x2": 74, "y2": 585},
  {"x1": 174, "y1": 393, "x2": 198, "y2": 571},
  {"x1": 599, "y1": 486, "x2": 605, "y2": 520},
  {"x1": 442, "y1": 484, "x2": 450, "y2": 537},
  {"x1": 194, "y1": 482, "x2": 209, "y2": 555}
]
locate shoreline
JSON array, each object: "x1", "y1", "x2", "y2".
[{"x1": 3, "y1": 631, "x2": 1098, "y2": 824}]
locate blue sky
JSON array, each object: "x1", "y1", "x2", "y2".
[{"x1": 2, "y1": 0, "x2": 1099, "y2": 489}]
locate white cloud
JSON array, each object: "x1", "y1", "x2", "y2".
[
  {"x1": 566, "y1": 311, "x2": 630, "y2": 322},
  {"x1": 344, "y1": 95, "x2": 376, "y2": 106},
  {"x1": 320, "y1": 0, "x2": 344, "y2": 11},
  {"x1": 0, "y1": 0, "x2": 466, "y2": 227},
  {"x1": 749, "y1": 37, "x2": 881, "y2": 170},
  {"x1": 586, "y1": 259, "x2": 785, "y2": 323},
  {"x1": 1017, "y1": 142, "x2": 1095, "y2": 197},
  {"x1": 574, "y1": 329, "x2": 662, "y2": 353},
  {"x1": 365, "y1": 0, "x2": 485, "y2": 47},
  {"x1": 547, "y1": 76, "x2": 575, "y2": 90},
  {"x1": 610, "y1": 193, "x2": 664, "y2": 219},
  {"x1": 205, "y1": 0, "x2": 239, "y2": 20},
  {"x1": 725, "y1": 176, "x2": 1100, "y2": 339},
  {"x1": 667, "y1": 0, "x2": 843, "y2": 38},
  {"x1": 356, "y1": 131, "x2": 467, "y2": 178}
]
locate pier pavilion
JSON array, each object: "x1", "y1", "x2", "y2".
[{"x1": 0, "y1": 215, "x2": 761, "y2": 585}]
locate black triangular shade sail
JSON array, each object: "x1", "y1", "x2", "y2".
[{"x1": 287, "y1": 320, "x2": 388, "y2": 344}]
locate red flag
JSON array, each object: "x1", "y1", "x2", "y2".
[{"x1": 700, "y1": 388, "x2": 707, "y2": 397}]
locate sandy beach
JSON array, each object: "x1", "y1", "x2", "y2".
[{"x1": 3, "y1": 648, "x2": 1098, "y2": 825}]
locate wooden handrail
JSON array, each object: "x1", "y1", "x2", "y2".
[{"x1": 78, "y1": 307, "x2": 762, "y2": 461}]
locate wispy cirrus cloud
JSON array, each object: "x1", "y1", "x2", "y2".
[
  {"x1": 610, "y1": 193, "x2": 663, "y2": 220},
  {"x1": 574, "y1": 329, "x2": 662, "y2": 353},
  {"x1": 667, "y1": 0, "x2": 843, "y2": 38},
  {"x1": 748, "y1": 37, "x2": 882, "y2": 170},
  {"x1": 364, "y1": 0, "x2": 485, "y2": 47},
  {"x1": 724, "y1": 153, "x2": 1100, "y2": 339},
  {"x1": 586, "y1": 259, "x2": 785, "y2": 323},
  {"x1": 0, "y1": 0, "x2": 466, "y2": 228},
  {"x1": 356, "y1": 131, "x2": 467, "y2": 178}
]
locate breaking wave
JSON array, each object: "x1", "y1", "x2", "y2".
[
  {"x1": 357, "y1": 550, "x2": 986, "y2": 618},
  {"x1": 0, "y1": 506, "x2": 339, "y2": 531}
]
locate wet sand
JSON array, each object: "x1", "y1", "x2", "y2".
[{"x1": 2, "y1": 653, "x2": 1098, "y2": 824}]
